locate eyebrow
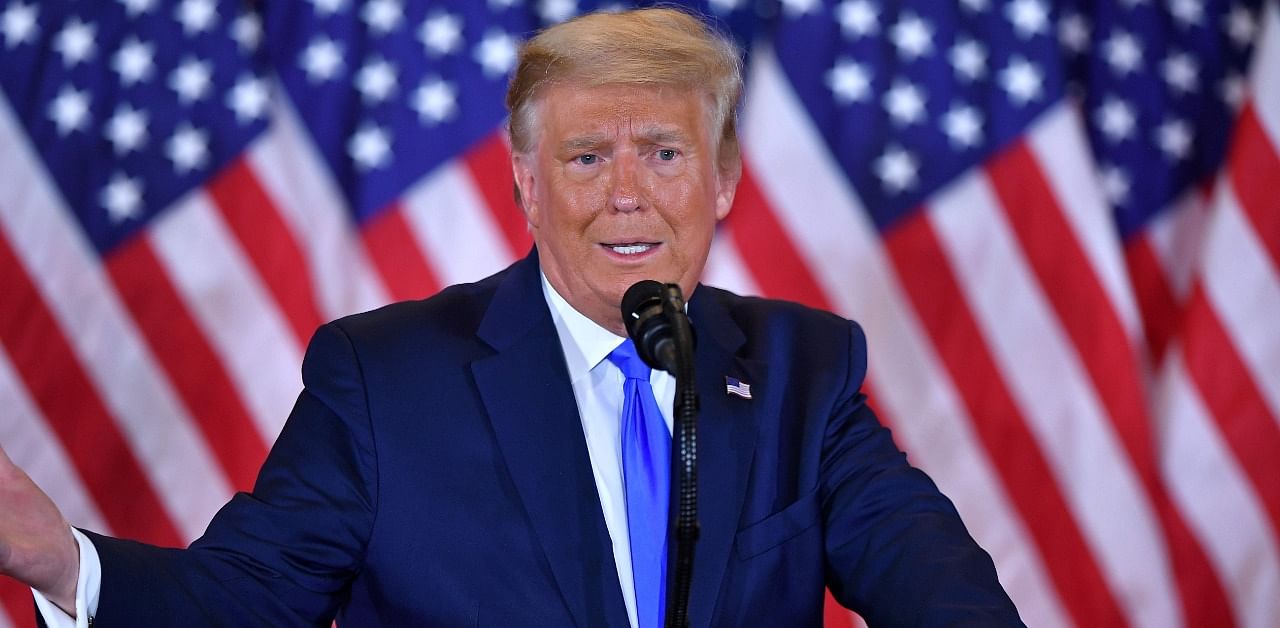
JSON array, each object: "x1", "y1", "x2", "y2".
[{"x1": 558, "y1": 135, "x2": 609, "y2": 153}]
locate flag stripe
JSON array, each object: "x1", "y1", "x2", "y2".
[
  {"x1": 359, "y1": 204, "x2": 441, "y2": 302},
  {"x1": 104, "y1": 236, "x2": 267, "y2": 492},
  {"x1": 1157, "y1": 355, "x2": 1280, "y2": 628},
  {"x1": 1227, "y1": 106, "x2": 1280, "y2": 275},
  {"x1": 987, "y1": 140, "x2": 1231, "y2": 624},
  {"x1": 463, "y1": 131, "x2": 533, "y2": 257},
  {"x1": 402, "y1": 162, "x2": 516, "y2": 286},
  {"x1": 885, "y1": 210, "x2": 1128, "y2": 627},
  {"x1": 725, "y1": 163, "x2": 833, "y2": 311},
  {"x1": 0, "y1": 580, "x2": 30, "y2": 628},
  {"x1": 1124, "y1": 237, "x2": 1182, "y2": 363},
  {"x1": 1181, "y1": 285, "x2": 1280, "y2": 538},
  {"x1": 206, "y1": 157, "x2": 324, "y2": 349},
  {"x1": 0, "y1": 232, "x2": 182, "y2": 546}
]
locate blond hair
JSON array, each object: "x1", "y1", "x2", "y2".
[{"x1": 505, "y1": 7, "x2": 743, "y2": 170}]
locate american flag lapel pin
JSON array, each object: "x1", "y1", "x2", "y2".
[{"x1": 725, "y1": 376, "x2": 752, "y2": 399}]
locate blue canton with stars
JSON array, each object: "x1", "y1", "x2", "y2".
[{"x1": 0, "y1": 0, "x2": 1266, "y2": 255}]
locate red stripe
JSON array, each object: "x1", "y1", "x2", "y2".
[
  {"x1": 725, "y1": 162, "x2": 834, "y2": 311},
  {"x1": 206, "y1": 158, "x2": 325, "y2": 348},
  {"x1": 986, "y1": 144, "x2": 1234, "y2": 624},
  {"x1": 822, "y1": 589, "x2": 855, "y2": 628},
  {"x1": 1124, "y1": 236, "x2": 1183, "y2": 364},
  {"x1": 360, "y1": 204, "x2": 441, "y2": 302},
  {"x1": 884, "y1": 210, "x2": 1128, "y2": 627},
  {"x1": 104, "y1": 235, "x2": 267, "y2": 492},
  {"x1": 0, "y1": 578, "x2": 36, "y2": 628},
  {"x1": 1181, "y1": 285, "x2": 1280, "y2": 537},
  {"x1": 1229, "y1": 104, "x2": 1280, "y2": 274},
  {"x1": 0, "y1": 233, "x2": 182, "y2": 547},
  {"x1": 462, "y1": 131, "x2": 533, "y2": 257}
]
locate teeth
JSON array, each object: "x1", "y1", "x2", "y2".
[{"x1": 610, "y1": 244, "x2": 651, "y2": 255}]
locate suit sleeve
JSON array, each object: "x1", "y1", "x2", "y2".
[
  {"x1": 86, "y1": 322, "x2": 378, "y2": 627},
  {"x1": 820, "y1": 322, "x2": 1024, "y2": 627}
]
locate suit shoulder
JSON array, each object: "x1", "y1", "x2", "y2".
[{"x1": 700, "y1": 285, "x2": 857, "y2": 336}]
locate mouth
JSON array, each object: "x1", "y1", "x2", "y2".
[{"x1": 600, "y1": 241, "x2": 661, "y2": 259}]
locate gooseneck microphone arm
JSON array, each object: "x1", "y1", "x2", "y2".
[{"x1": 621, "y1": 281, "x2": 699, "y2": 628}]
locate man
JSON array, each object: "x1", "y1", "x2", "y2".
[{"x1": 0, "y1": 8, "x2": 1022, "y2": 627}]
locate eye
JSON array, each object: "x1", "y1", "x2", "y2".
[
  {"x1": 657, "y1": 149, "x2": 678, "y2": 161},
  {"x1": 574, "y1": 154, "x2": 598, "y2": 165}
]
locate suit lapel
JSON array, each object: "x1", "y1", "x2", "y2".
[
  {"x1": 471, "y1": 253, "x2": 630, "y2": 628},
  {"x1": 685, "y1": 288, "x2": 764, "y2": 628}
]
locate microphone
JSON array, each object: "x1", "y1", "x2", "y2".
[{"x1": 621, "y1": 280, "x2": 680, "y2": 373}]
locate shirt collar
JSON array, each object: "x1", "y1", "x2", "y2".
[{"x1": 541, "y1": 271, "x2": 627, "y2": 384}]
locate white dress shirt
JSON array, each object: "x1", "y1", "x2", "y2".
[{"x1": 36, "y1": 272, "x2": 674, "y2": 628}]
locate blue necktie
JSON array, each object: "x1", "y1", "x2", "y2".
[{"x1": 608, "y1": 339, "x2": 670, "y2": 628}]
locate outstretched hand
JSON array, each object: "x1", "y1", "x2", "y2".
[{"x1": 0, "y1": 444, "x2": 79, "y2": 614}]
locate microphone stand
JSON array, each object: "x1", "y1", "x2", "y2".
[{"x1": 662, "y1": 285, "x2": 698, "y2": 628}]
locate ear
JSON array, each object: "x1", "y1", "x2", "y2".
[
  {"x1": 714, "y1": 157, "x2": 741, "y2": 221},
  {"x1": 511, "y1": 151, "x2": 540, "y2": 227}
]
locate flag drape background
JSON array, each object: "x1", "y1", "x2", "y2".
[{"x1": 1, "y1": 0, "x2": 1278, "y2": 626}]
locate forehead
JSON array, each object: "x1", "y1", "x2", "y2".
[{"x1": 534, "y1": 82, "x2": 713, "y2": 142}]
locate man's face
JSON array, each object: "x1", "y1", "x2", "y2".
[{"x1": 512, "y1": 82, "x2": 738, "y2": 336}]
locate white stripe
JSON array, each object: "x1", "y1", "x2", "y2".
[
  {"x1": 1027, "y1": 104, "x2": 1143, "y2": 340},
  {"x1": 1252, "y1": 1, "x2": 1280, "y2": 144},
  {"x1": 702, "y1": 228, "x2": 762, "y2": 296},
  {"x1": 0, "y1": 95, "x2": 232, "y2": 543},
  {"x1": 740, "y1": 46, "x2": 1070, "y2": 627},
  {"x1": 1145, "y1": 192, "x2": 1210, "y2": 301},
  {"x1": 400, "y1": 161, "x2": 515, "y2": 286},
  {"x1": 930, "y1": 172, "x2": 1180, "y2": 628},
  {"x1": 248, "y1": 94, "x2": 388, "y2": 321},
  {"x1": 149, "y1": 192, "x2": 303, "y2": 443},
  {"x1": 0, "y1": 345, "x2": 110, "y2": 534},
  {"x1": 1156, "y1": 353, "x2": 1280, "y2": 628},
  {"x1": 1200, "y1": 183, "x2": 1280, "y2": 424}
]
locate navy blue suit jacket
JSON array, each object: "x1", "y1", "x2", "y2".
[{"x1": 83, "y1": 251, "x2": 1021, "y2": 627}]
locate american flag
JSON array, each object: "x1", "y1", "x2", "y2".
[{"x1": 0, "y1": 0, "x2": 1276, "y2": 626}]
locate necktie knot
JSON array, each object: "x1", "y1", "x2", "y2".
[{"x1": 607, "y1": 339, "x2": 652, "y2": 381}]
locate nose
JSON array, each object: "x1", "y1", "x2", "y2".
[{"x1": 610, "y1": 152, "x2": 642, "y2": 213}]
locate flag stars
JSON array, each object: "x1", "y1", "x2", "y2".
[
  {"x1": 170, "y1": 57, "x2": 213, "y2": 104},
  {"x1": 1224, "y1": 6, "x2": 1256, "y2": 48},
  {"x1": 227, "y1": 75, "x2": 269, "y2": 123},
  {"x1": 355, "y1": 57, "x2": 398, "y2": 103},
  {"x1": 2, "y1": 2, "x2": 37, "y2": 48},
  {"x1": 474, "y1": 29, "x2": 518, "y2": 79},
  {"x1": 539, "y1": 0, "x2": 578, "y2": 24},
  {"x1": 1059, "y1": 13, "x2": 1090, "y2": 54},
  {"x1": 835, "y1": 0, "x2": 877, "y2": 38},
  {"x1": 175, "y1": 0, "x2": 218, "y2": 36},
  {"x1": 1005, "y1": 0, "x2": 1049, "y2": 39},
  {"x1": 1103, "y1": 30, "x2": 1143, "y2": 75},
  {"x1": 890, "y1": 13, "x2": 934, "y2": 60},
  {"x1": 105, "y1": 105, "x2": 148, "y2": 154},
  {"x1": 1170, "y1": 0, "x2": 1204, "y2": 28},
  {"x1": 1220, "y1": 74, "x2": 1245, "y2": 109},
  {"x1": 942, "y1": 104, "x2": 984, "y2": 149},
  {"x1": 362, "y1": 0, "x2": 403, "y2": 34},
  {"x1": 708, "y1": 0, "x2": 743, "y2": 13},
  {"x1": 308, "y1": 0, "x2": 347, "y2": 16},
  {"x1": 779, "y1": 0, "x2": 821, "y2": 18},
  {"x1": 48, "y1": 86, "x2": 91, "y2": 135},
  {"x1": 999, "y1": 57, "x2": 1043, "y2": 105},
  {"x1": 420, "y1": 12, "x2": 463, "y2": 56},
  {"x1": 101, "y1": 174, "x2": 143, "y2": 223},
  {"x1": 950, "y1": 39, "x2": 987, "y2": 81},
  {"x1": 232, "y1": 13, "x2": 262, "y2": 51},
  {"x1": 1100, "y1": 165, "x2": 1129, "y2": 205},
  {"x1": 167, "y1": 124, "x2": 209, "y2": 173},
  {"x1": 118, "y1": 0, "x2": 157, "y2": 17},
  {"x1": 874, "y1": 145, "x2": 919, "y2": 194},
  {"x1": 960, "y1": 0, "x2": 989, "y2": 12},
  {"x1": 883, "y1": 80, "x2": 926, "y2": 126},
  {"x1": 1156, "y1": 118, "x2": 1193, "y2": 160},
  {"x1": 1096, "y1": 97, "x2": 1136, "y2": 143},
  {"x1": 1162, "y1": 53, "x2": 1199, "y2": 94},
  {"x1": 826, "y1": 58, "x2": 871, "y2": 104},
  {"x1": 301, "y1": 36, "x2": 344, "y2": 82},
  {"x1": 54, "y1": 18, "x2": 96, "y2": 67},
  {"x1": 349, "y1": 124, "x2": 391, "y2": 170},
  {"x1": 113, "y1": 38, "x2": 155, "y2": 86},
  {"x1": 412, "y1": 77, "x2": 458, "y2": 125}
]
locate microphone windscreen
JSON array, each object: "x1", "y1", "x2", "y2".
[{"x1": 621, "y1": 279, "x2": 665, "y2": 339}]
